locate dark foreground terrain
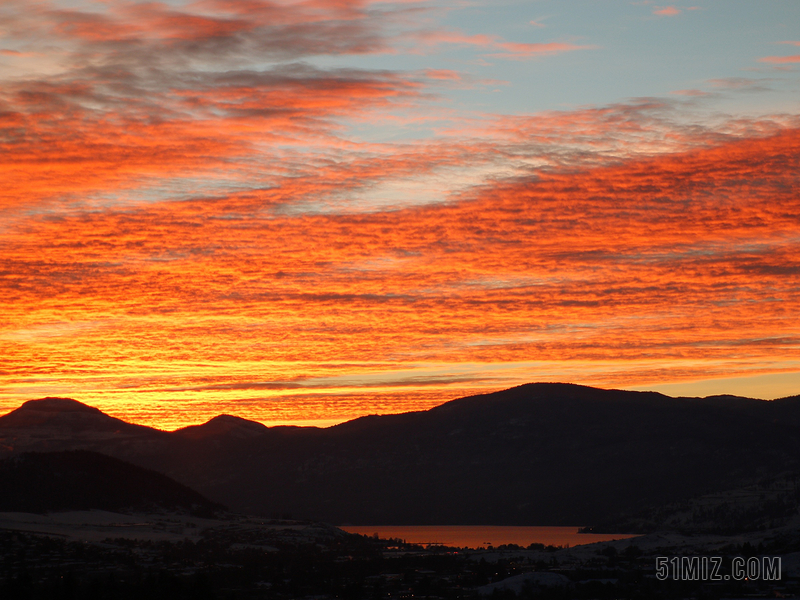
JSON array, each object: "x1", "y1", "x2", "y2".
[
  {"x1": 1, "y1": 446, "x2": 800, "y2": 598},
  {"x1": 3, "y1": 510, "x2": 800, "y2": 600},
  {"x1": 5, "y1": 383, "x2": 800, "y2": 598}
]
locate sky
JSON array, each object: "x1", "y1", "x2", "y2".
[{"x1": 1, "y1": 0, "x2": 799, "y2": 430}]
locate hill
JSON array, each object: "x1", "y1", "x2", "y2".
[
  {"x1": 0, "y1": 450, "x2": 224, "y2": 516},
  {"x1": 3, "y1": 383, "x2": 800, "y2": 526}
]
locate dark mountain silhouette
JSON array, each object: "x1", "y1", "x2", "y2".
[
  {"x1": 0, "y1": 450, "x2": 224, "y2": 516},
  {"x1": 2, "y1": 398, "x2": 97, "y2": 425},
  {"x1": 0, "y1": 397, "x2": 166, "y2": 446},
  {"x1": 174, "y1": 414, "x2": 269, "y2": 440},
  {"x1": 2, "y1": 383, "x2": 800, "y2": 526},
  {"x1": 0, "y1": 397, "x2": 174, "y2": 470},
  {"x1": 0, "y1": 397, "x2": 154, "y2": 433}
]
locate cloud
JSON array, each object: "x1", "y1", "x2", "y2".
[
  {"x1": 488, "y1": 41, "x2": 597, "y2": 60},
  {"x1": 33, "y1": 0, "x2": 398, "y2": 60},
  {"x1": 708, "y1": 77, "x2": 772, "y2": 92},
  {"x1": 2, "y1": 0, "x2": 800, "y2": 427},
  {"x1": 0, "y1": 60, "x2": 428, "y2": 214},
  {"x1": 759, "y1": 55, "x2": 800, "y2": 64},
  {"x1": 670, "y1": 89, "x2": 711, "y2": 97},
  {"x1": 3, "y1": 118, "x2": 800, "y2": 424},
  {"x1": 176, "y1": 373, "x2": 489, "y2": 392},
  {"x1": 423, "y1": 69, "x2": 463, "y2": 81},
  {"x1": 411, "y1": 30, "x2": 595, "y2": 59},
  {"x1": 0, "y1": 0, "x2": 438, "y2": 219},
  {"x1": 653, "y1": 6, "x2": 681, "y2": 16}
]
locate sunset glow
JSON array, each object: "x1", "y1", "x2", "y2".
[{"x1": 2, "y1": 0, "x2": 799, "y2": 429}]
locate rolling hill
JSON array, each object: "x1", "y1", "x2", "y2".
[{"x1": 0, "y1": 450, "x2": 224, "y2": 516}]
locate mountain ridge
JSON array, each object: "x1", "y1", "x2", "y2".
[
  {"x1": 2, "y1": 383, "x2": 800, "y2": 527},
  {"x1": 174, "y1": 414, "x2": 270, "y2": 440},
  {"x1": 0, "y1": 397, "x2": 162, "y2": 434},
  {"x1": 3, "y1": 383, "x2": 796, "y2": 434}
]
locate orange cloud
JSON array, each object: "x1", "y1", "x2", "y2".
[
  {"x1": 2, "y1": 0, "x2": 799, "y2": 428},
  {"x1": 653, "y1": 6, "x2": 681, "y2": 16},
  {"x1": 0, "y1": 64, "x2": 426, "y2": 215},
  {"x1": 423, "y1": 69, "x2": 462, "y2": 81},
  {"x1": 670, "y1": 89, "x2": 710, "y2": 96},
  {"x1": 412, "y1": 30, "x2": 594, "y2": 59},
  {"x1": 488, "y1": 41, "x2": 596, "y2": 60},
  {"x1": 759, "y1": 55, "x2": 800, "y2": 64},
  {"x1": 3, "y1": 123, "x2": 799, "y2": 426},
  {"x1": 6, "y1": 0, "x2": 398, "y2": 67}
]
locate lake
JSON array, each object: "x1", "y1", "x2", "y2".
[{"x1": 340, "y1": 525, "x2": 639, "y2": 549}]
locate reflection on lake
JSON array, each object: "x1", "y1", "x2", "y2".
[{"x1": 340, "y1": 526, "x2": 639, "y2": 549}]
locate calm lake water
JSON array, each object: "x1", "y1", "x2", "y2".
[{"x1": 340, "y1": 526, "x2": 639, "y2": 549}]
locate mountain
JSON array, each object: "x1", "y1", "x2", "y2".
[
  {"x1": 0, "y1": 397, "x2": 120, "y2": 428},
  {"x1": 174, "y1": 414, "x2": 269, "y2": 440},
  {"x1": 0, "y1": 450, "x2": 224, "y2": 516},
  {"x1": 210, "y1": 383, "x2": 800, "y2": 525},
  {"x1": 2, "y1": 383, "x2": 800, "y2": 526},
  {"x1": 0, "y1": 397, "x2": 165, "y2": 444}
]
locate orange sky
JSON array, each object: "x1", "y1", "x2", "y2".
[{"x1": 2, "y1": 0, "x2": 799, "y2": 429}]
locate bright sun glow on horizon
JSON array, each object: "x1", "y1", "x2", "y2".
[{"x1": 1, "y1": 0, "x2": 799, "y2": 429}]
